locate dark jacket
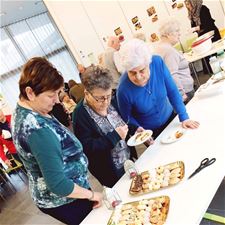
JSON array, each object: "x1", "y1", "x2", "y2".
[
  {"x1": 191, "y1": 5, "x2": 221, "y2": 42},
  {"x1": 72, "y1": 97, "x2": 138, "y2": 187},
  {"x1": 50, "y1": 103, "x2": 70, "y2": 127}
]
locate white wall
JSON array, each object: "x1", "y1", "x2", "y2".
[
  {"x1": 44, "y1": 0, "x2": 104, "y2": 67},
  {"x1": 44, "y1": 0, "x2": 225, "y2": 65},
  {"x1": 118, "y1": 1, "x2": 169, "y2": 39},
  {"x1": 82, "y1": 1, "x2": 133, "y2": 48}
]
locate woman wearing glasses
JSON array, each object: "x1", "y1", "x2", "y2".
[
  {"x1": 117, "y1": 39, "x2": 199, "y2": 138},
  {"x1": 72, "y1": 65, "x2": 139, "y2": 187}
]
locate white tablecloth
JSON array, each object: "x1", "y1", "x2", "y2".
[{"x1": 81, "y1": 79, "x2": 225, "y2": 225}]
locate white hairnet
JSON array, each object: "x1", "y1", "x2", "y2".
[{"x1": 119, "y1": 38, "x2": 152, "y2": 71}]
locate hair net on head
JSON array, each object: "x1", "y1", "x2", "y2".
[{"x1": 119, "y1": 39, "x2": 152, "y2": 71}]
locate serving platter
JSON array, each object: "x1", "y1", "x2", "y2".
[
  {"x1": 107, "y1": 195, "x2": 170, "y2": 225},
  {"x1": 129, "y1": 161, "x2": 185, "y2": 196}
]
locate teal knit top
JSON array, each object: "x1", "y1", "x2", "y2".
[{"x1": 12, "y1": 104, "x2": 89, "y2": 208}]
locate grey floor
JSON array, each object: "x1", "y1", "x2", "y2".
[{"x1": 0, "y1": 72, "x2": 224, "y2": 225}]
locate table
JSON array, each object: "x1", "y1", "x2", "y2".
[
  {"x1": 81, "y1": 77, "x2": 225, "y2": 225},
  {"x1": 183, "y1": 38, "x2": 225, "y2": 87}
]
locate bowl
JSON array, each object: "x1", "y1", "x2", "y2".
[{"x1": 191, "y1": 36, "x2": 212, "y2": 55}]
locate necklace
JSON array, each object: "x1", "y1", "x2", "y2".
[
  {"x1": 144, "y1": 82, "x2": 152, "y2": 95},
  {"x1": 144, "y1": 87, "x2": 152, "y2": 95}
]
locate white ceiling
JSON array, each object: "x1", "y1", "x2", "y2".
[{"x1": 0, "y1": 0, "x2": 47, "y2": 27}]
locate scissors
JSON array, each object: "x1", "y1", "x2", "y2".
[{"x1": 188, "y1": 158, "x2": 216, "y2": 179}]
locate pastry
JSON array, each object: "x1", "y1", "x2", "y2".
[
  {"x1": 169, "y1": 177, "x2": 180, "y2": 185},
  {"x1": 135, "y1": 131, "x2": 151, "y2": 142},
  {"x1": 175, "y1": 130, "x2": 183, "y2": 138},
  {"x1": 130, "y1": 175, "x2": 143, "y2": 193}
]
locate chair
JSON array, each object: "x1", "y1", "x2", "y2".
[
  {"x1": 3, "y1": 154, "x2": 27, "y2": 183},
  {"x1": 0, "y1": 167, "x2": 16, "y2": 201}
]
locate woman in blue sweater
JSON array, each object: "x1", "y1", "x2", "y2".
[{"x1": 117, "y1": 39, "x2": 199, "y2": 138}]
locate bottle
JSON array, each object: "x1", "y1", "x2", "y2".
[
  {"x1": 209, "y1": 56, "x2": 221, "y2": 74},
  {"x1": 102, "y1": 186, "x2": 122, "y2": 210},
  {"x1": 124, "y1": 159, "x2": 138, "y2": 179}
]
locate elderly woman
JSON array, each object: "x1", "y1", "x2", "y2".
[
  {"x1": 12, "y1": 57, "x2": 102, "y2": 225},
  {"x1": 154, "y1": 18, "x2": 194, "y2": 102},
  {"x1": 72, "y1": 65, "x2": 139, "y2": 188},
  {"x1": 117, "y1": 39, "x2": 199, "y2": 138}
]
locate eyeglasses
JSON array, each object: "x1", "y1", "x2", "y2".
[{"x1": 88, "y1": 91, "x2": 112, "y2": 103}]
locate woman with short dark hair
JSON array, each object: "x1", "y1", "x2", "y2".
[
  {"x1": 72, "y1": 65, "x2": 143, "y2": 187},
  {"x1": 12, "y1": 57, "x2": 102, "y2": 225}
]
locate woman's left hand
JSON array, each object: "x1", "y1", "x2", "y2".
[
  {"x1": 182, "y1": 119, "x2": 200, "y2": 129},
  {"x1": 136, "y1": 126, "x2": 154, "y2": 146}
]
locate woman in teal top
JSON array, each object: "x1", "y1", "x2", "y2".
[{"x1": 11, "y1": 57, "x2": 102, "y2": 225}]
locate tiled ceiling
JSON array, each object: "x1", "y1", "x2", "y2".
[{"x1": 0, "y1": 0, "x2": 47, "y2": 27}]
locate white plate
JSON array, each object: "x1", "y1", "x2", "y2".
[
  {"x1": 161, "y1": 128, "x2": 186, "y2": 144},
  {"x1": 127, "y1": 130, "x2": 153, "y2": 146}
]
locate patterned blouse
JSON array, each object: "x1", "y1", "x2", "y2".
[
  {"x1": 84, "y1": 102, "x2": 130, "y2": 170},
  {"x1": 11, "y1": 104, "x2": 89, "y2": 208}
]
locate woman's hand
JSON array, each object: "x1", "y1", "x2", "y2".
[
  {"x1": 182, "y1": 93, "x2": 188, "y2": 102},
  {"x1": 115, "y1": 125, "x2": 128, "y2": 140},
  {"x1": 188, "y1": 26, "x2": 200, "y2": 33},
  {"x1": 5, "y1": 159, "x2": 12, "y2": 167},
  {"x1": 91, "y1": 192, "x2": 103, "y2": 209},
  {"x1": 135, "y1": 126, "x2": 154, "y2": 146},
  {"x1": 182, "y1": 119, "x2": 200, "y2": 129}
]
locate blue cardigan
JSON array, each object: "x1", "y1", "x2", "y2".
[{"x1": 117, "y1": 55, "x2": 189, "y2": 130}]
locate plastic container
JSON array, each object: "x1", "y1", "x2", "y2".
[
  {"x1": 102, "y1": 186, "x2": 122, "y2": 210},
  {"x1": 191, "y1": 36, "x2": 212, "y2": 55},
  {"x1": 209, "y1": 56, "x2": 221, "y2": 74},
  {"x1": 124, "y1": 159, "x2": 138, "y2": 178}
]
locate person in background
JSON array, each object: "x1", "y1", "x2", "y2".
[
  {"x1": 184, "y1": 0, "x2": 221, "y2": 42},
  {"x1": 101, "y1": 36, "x2": 121, "y2": 90},
  {"x1": 59, "y1": 91, "x2": 76, "y2": 115},
  {"x1": 117, "y1": 39, "x2": 199, "y2": 138},
  {"x1": 50, "y1": 102, "x2": 71, "y2": 128},
  {"x1": 68, "y1": 79, "x2": 85, "y2": 103},
  {"x1": 0, "y1": 110, "x2": 21, "y2": 167},
  {"x1": 133, "y1": 32, "x2": 147, "y2": 42},
  {"x1": 64, "y1": 82, "x2": 70, "y2": 95},
  {"x1": 12, "y1": 57, "x2": 102, "y2": 225},
  {"x1": 184, "y1": 0, "x2": 221, "y2": 73},
  {"x1": 77, "y1": 64, "x2": 86, "y2": 79},
  {"x1": 155, "y1": 18, "x2": 194, "y2": 103},
  {"x1": 73, "y1": 65, "x2": 144, "y2": 188}
]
